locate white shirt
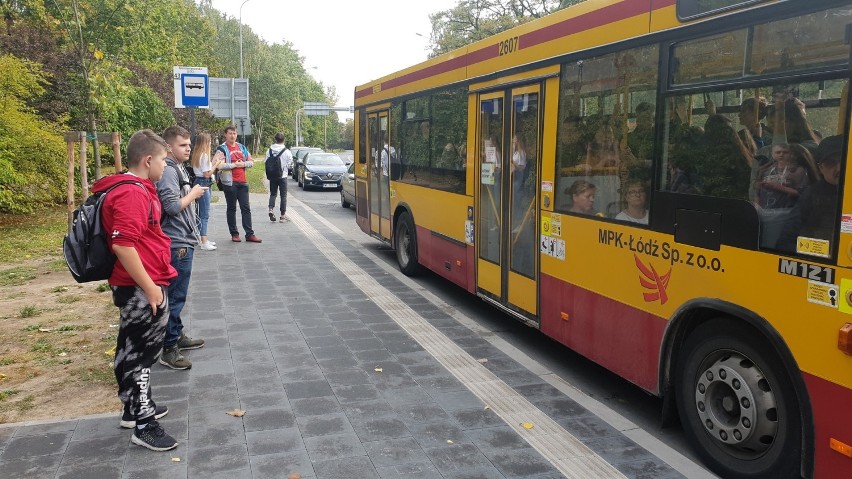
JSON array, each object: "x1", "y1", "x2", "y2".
[{"x1": 615, "y1": 210, "x2": 649, "y2": 224}]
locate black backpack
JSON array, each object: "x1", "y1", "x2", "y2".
[
  {"x1": 63, "y1": 179, "x2": 148, "y2": 283},
  {"x1": 265, "y1": 147, "x2": 286, "y2": 180}
]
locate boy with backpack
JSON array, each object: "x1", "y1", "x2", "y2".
[
  {"x1": 266, "y1": 132, "x2": 292, "y2": 222},
  {"x1": 92, "y1": 129, "x2": 178, "y2": 451},
  {"x1": 157, "y1": 126, "x2": 207, "y2": 370}
]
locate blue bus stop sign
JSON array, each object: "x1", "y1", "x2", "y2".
[{"x1": 181, "y1": 74, "x2": 209, "y2": 107}]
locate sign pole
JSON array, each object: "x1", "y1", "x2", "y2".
[{"x1": 190, "y1": 107, "x2": 197, "y2": 144}]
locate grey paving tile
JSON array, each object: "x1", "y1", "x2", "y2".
[
  {"x1": 317, "y1": 356, "x2": 364, "y2": 372},
  {"x1": 406, "y1": 363, "x2": 448, "y2": 377},
  {"x1": 465, "y1": 426, "x2": 528, "y2": 451},
  {"x1": 331, "y1": 383, "x2": 381, "y2": 403},
  {"x1": 284, "y1": 380, "x2": 334, "y2": 399},
  {"x1": 556, "y1": 414, "x2": 621, "y2": 441},
  {"x1": 431, "y1": 389, "x2": 485, "y2": 412},
  {"x1": 451, "y1": 408, "x2": 507, "y2": 430},
  {"x1": 154, "y1": 384, "x2": 191, "y2": 403},
  {"x1": 0, "y1": 431, "x2": 73, "y2": 460},
  {"x1": 297, "y1": 412, "x2": 355, "y2": 438},
  {"x1": 60, "y1": 435, "x2": 128, "y2": 468},
  {"x1": 278, "y1": 365, "x2": 326, "y2": 382},
  {"x1": 531, "y1": 397, "x2": 586, "y2": 420},
  {"x1": 235, "y1": 376, "x2": 286, "y2": 395},
  {"x1": 239, "y1": 392, "x2": 290, "y2": 410},
  {"x1": 585, "y1": 435, "x2": 656, "y2": 466},
  {"x1": 305, "y1": 335, "x2": 345, "y2": 348},
  {"x1": 484, "y1": 448, "x2": 560, "y2": 478},
  {"x1": 245, "y1": 427, "x2": 305, "y2": 456},
  {"x1": 188, "y1": 359, "x2": 235, "y2": 377},
  {"x1": 11, "y1": 421, "x2": 76, "y2": 437},
  {"x1": 353, "y1": 349, "x2": 396, "y2": 363},
  {"x1": 303, "y1": 432, "x2": 367, "y2": 462},
  {"x1": 191, "y1": 372, "x2": 237, "y2": 390},
  {"x1": 394, "y1": 402, "x2": 454, "y2": 426},
  {"x1": 243, "y1": 407, "x2": 296, "y2": 432},
  {"x1": 290, "y1": 396, "x2": 343, "y2": 417},
  {"x1": 0, "y1": 453, "x2": 63, "y2": 479},
  {"x1": 122, "y1": 464, "x2": 188, "y2": 479},
  {"x1": 344, "y1": 337, "x2": 384, "y2": 351},
  {"x1": 362, "y1": 437, "x2": 428, "y2": 467},
  {"x1": 187, "y1": 443, "x2": 251, "y2": 477},
  {"x1": 393, "y1": 351, "x2": 436, "y2": 367},
  {"x1": 124, "y1": 440, "x2": 190, "y2": 471},
  {"x1": 323, "y1": 369, "x2": 371, "y2": 387},
  {"x1": 249, "y1": 450, "x2": 315, "y2": 479},
  {"x1": 310, "y1": 345, "x2": 356, "y2": 361},
  {"x1": 340, "y1": 399, "x2": 395, "y2": 421},
  {"x1": 615, "y1": 458, "x2": 686, "y2": 479},
  {"x1": 187, "y1": 420, "x2": 246, "y2": 448},
  {"x1": 55, "y1": 459, "x2": 124, "y2": 479},
  {"x1": 415, "y1": 374, "x2": 467, "y2": 393},
  {"x1": 312, "y1": 455, "x2": 378, "y2": 479},
  {"x1": 349, "y1": 416, "x2": 411, "y2": 442},
  {"x1": 380, "y1": 386, "x2": 434, "y2": 408},
  {"x1": 425, "y1": 443, "x2": 495, "y2": 473},
  {"x1": 375, "y1": 461, "x2": 441, "y2": 479},
  {"x1": 512, "y1": 383, "x2": 563, "y2": 399},
  {"x1": 408, "y1": 420, "x2": 469, "y2": 448},
  {"x1": 442, "y1": 467, "x2": 508, "y2": 479}
]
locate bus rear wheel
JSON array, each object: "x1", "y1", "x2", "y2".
[
  {"x1": 395, "y1": 212, "x2": 421, "y2": 276},
  {"x1": 675, "y1": 320, "x2": 802, "y2": 479}
]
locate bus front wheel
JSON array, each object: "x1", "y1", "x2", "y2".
[
  {"x1": 675, "y1": 320, "x2": 803, "y2": 479},
  {"x1": 395, "y1": 212, "x2": 421, "y2": 276}
]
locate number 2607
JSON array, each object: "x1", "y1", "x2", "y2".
[{"x1": 499, "y1": 37, "x2": 519, "y2": 56}]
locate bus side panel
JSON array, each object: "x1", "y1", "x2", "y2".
[
  {"x1": 803, "y1": 372, "x2": 852, "y2": 479},
  {"x1": 415, "y1": 225, "x2": 473, "y2": 291},
  {"x1": 540, "y1": 273, "x2": 665, "y2": 393}
]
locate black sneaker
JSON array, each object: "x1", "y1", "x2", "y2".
[
  {"x1": 268, "y1": 210, "x2": 276, "y2": 222},
  {"x1": 120, "y1": 402, "x2": 169, "y2": 428},
  {"x1": 131, "y1": 421, "x2": 178, "y2": 451}
]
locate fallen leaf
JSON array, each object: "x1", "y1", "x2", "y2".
[
  {"x1": 105, "y1": 347, "x2": 115, "y2": 357},
  {"x1": 226, "y1": 408, "x2": 246, "y2": 417},
  {"x1": 287, "y1": 473, "x2": 301, "y2": 479},
  {"x1": 58, "y1": 352, "x2": 67, "y2": 357},
  {"x1": 483, "y1": 405, "x2": 490, "y2": 410},
  {"x1": 374, "y1": 367, "x2": 383, "y2": 373},
  {"x1": 0, "y1": 374, "x2": 7, "y2": 381},
  {"x1": 521, "y1": 422, "x2": 534, "y2": 430},
  {"x1": 38, "y1": 328, "x2": 52, "y2": 333},
  {"x1": 446, "y1": 439, "x2": 454, "y2": 444},
  {"x1": 476, "y1": 358, "x2": 488, "y2": 364},
  {"x1": 171, "y1": 457, "x2": 181, "y2": 462}
]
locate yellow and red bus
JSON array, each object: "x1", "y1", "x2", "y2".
[{"x1": 353, "y1": 1, "x2": 852, "y2": 477}]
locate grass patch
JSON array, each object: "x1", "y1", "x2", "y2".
[
  {"x1": 55, "y1": 325, "x2": 90, "y2": 332},
  {"x1": 72, "y1": 364, "x2": 114, "y2": 384},
  {"x1": 0, "y1": 209, "x2": 67, "y2": 264},
  {"x1": 0, "y1": 357, "x2": 16, "y2": 366},
  {"x1": 31, "y1": 339, "x2": 54, "y2": 353},
  {"x1": 57, "y1": 295, "x2": 81, "y2": 304},
  {"x1": 47, "y1": 259, "x2": 67, "y2": 272},
  {"x1": 95, "y1": 283, "x2": 110, "y2": 293},
  {"x1": 246, "y1": 161, "x2": 268, "y2": 194},
  {"x1": 51, "y1": 286, "x2": 69, "y2": 293},
  {"x1": 0, "y1": 267, "x2": 37, "y2": 287},
  {"x1": 0, "y1": 389, "x2": 21, "y2": 402},
  {"x1": 20, "y1": 306, "x2": 40, "y2": 318}
]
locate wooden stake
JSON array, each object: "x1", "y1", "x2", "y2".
[{"x1": 79, "y1": 134, "x2": 88, "y2": 199}]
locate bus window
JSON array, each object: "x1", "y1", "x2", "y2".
[
  {"x1": 555, "y1": 44, "x2": 658, "y2": 220},
  {"x1": 677, "y1": 0, "x2": 769, "y2": 20},
  {"x1": 660, "y1": 79, "x2": 849, "y2": 256}
]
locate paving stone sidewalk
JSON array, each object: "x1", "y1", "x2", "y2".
[{"x1": 0, "y1": 193, "x2": 684, "y2": 479}]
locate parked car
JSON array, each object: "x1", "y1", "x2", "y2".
[
  {"x1": 293, "y1": 147, "x2": 322, "y2": 180},
  {"x1": 341, "y1": 163, "x2": 356, "y2": 208},
  {"x1": 299, "y1": 153, "x2": 347, "y2": 190}
]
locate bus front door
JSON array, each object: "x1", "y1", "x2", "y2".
[
  {"x1": 476, "y1": 86, "x2": 540, "y2": 320},
  {"x1": 367, "y1": 111, "x2": 391, "y2": 241}
]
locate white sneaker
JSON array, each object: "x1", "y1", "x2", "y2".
[
  {"x1": 208, "y1": 241, "x2": 216, "y2": 246},
  {"x1": 200, "y1": 241, "x2": 217, "y2": 251}
]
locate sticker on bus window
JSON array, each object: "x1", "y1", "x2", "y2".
[
  {"x1": 796, "y1": 236, "x2": 831, "y2": 258},
  {"x1": 541, "y1": 181, "x2": 553, "y2": 193},
  {"x1": 806, "y1": 280, "x2": 838, "y2": 308},
  {"x1": 481, "y1": 163, "x2": 495, "y2": 185},
  {"x1": 540, "y1": 235, "x2": 565, "y2": 260},
  {"x1": 465, "y1": 221, "x2": 474, "y2": 244},
  {"x1": 485, "y1": 146, "x2": 497, "y2": 163},
  {"x1": 841, "y1": 214, "x2": 852, "y2": 234},
  {"x1": 551, "y1": 214, "x2": 562, "y2": 237}
]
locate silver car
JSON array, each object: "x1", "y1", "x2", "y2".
[{"x1": 341, "y1": 163, "x2": 356, "y2": 208}]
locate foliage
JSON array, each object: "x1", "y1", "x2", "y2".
[{"x1": 428, "y1": 0, "x2": 585, "y2": 57}]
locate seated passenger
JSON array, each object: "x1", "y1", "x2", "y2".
[
  {"x1": 615, "y1": 180, "x2": 649, "y2": 224},
  {"x1": 777, "y1": 135, "x2": 844, "y2": 252},
  {"x1": 755, "y1": 143, "x2": 816, "y2": 209},
  {"x1": 566, "y1": 180, "x2": 599, "y2": 216}
]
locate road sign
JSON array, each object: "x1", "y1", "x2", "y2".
[
  {"x1": 173, "y1": 66, "x2": 208, "y2": 109},
  {"x1": 304, "y1": 101, "x2": 329, "y2": 116},
  {"x1": 209, "y1": 78, "x2": 250, "y2": 134}
]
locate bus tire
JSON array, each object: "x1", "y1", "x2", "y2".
[
  {"x1": 395, "y1": 212, "x2": 421, "y2": 276},
  {"x1": 675, "y1": 320, "x2": 802, "y2": 479}
]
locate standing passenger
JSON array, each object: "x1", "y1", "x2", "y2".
[
  {"x1": 96, "y1": 130, "x2": 177, "y2": 450},
  {"x1": 266, "y1": 133, "x2": 292, "y2": 223},
  {"x1": 214, "y1": 125, "x2": 262, "y2": 243},
  {"x1": 157, "y1": 126, "x2": 207, "y2": 370},
  {"x1": 190, "y1": 133, "x2": 221, "y2": 251}
]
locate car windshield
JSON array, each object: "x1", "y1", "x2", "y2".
[{"x1": 307, "y1": 155, "x2": 344, "y2": 166}]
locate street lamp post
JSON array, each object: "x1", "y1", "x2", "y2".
[{"x1": 239, "y1": 0, "x2": 251, "y2": 78}]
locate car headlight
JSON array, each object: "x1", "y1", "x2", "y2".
[{"x1": 304, "y1": 171, "x2": 315, "y2": 178}]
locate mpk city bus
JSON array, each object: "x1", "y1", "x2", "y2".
[{"x1": 352, "y1": 1, "x2": 852, "y2": 477}]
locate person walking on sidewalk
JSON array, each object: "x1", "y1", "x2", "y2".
[
  {"x1": 190, "y1": 132, "x2": 223, "y2": 251},
  {"x1": 96, "y1": 129, "x2": 178, "y2": 451},
  {"x1": 213, "y1": 125, "x2": 262, "y2": 243},
  {"x1": 157, "y1": 126, "x2": 207, "y2": 370},
  {"x1": 266, "y1": 132, "x2": 292, "y2": 223}
]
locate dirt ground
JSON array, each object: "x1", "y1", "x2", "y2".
[{"x1": 0, "y1": 255, "x2": 121, "y2": 424}]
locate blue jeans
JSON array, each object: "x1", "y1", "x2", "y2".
[
  {"x1": 164, "y1": 246, "x2": 194, "y2": 349},
  {"x1": 268, "y1": 177, "x2": 288, "y2": 215},
  {"x1": 222, "y1": 182, "x2": 254, "y2": 237},
  {"x1": 193, "y1": 177, "x2": 212, "y2": 236}
]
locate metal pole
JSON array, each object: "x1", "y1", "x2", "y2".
[{"x1": 239, "y1": 0, "x2": 251, "y2": 78}]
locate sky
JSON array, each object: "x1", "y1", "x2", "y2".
[{"x1": 210, "y1": 0, "x2": 460, "y2": 121}]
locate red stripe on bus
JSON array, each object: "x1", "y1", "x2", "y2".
[
  {"x1": 540, "y1": 273, "x2": 664, "y2": 393},
  {"x1": 802, "y1": 372, "x2": 852, "y2": 478},
  {"x1": 414, "y1": 225, "x2": 475, "y2": 292},
  {"x1": 356, "y1": 0, "x2": 667, "y2": 101}
]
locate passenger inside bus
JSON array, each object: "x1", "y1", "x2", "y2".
[
  {"x1": 627, "y1": 102, "x2": 655, "y2": 163},
  {"x1": 566, "y1": 180, "x2": 599, "y2": 216},
  {"x1": 777, "y1": 135, "x2": 844, "y2": 252},
  {"x1": 557, "y1": 116, "x2": 587, "y2": 170},
  {"x1": 739, "y1": 97, "x2": 773, "y2": 149},
  {"x1": 615, "y1": 180, "x2": 649, "y2": 224},
  {"x1": 695, "y1": 114, "x2": 754, "y2": 200}
]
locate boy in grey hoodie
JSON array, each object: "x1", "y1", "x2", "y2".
[{"x1": 156, "y1": 126, "x2": 207, "y2": 370}]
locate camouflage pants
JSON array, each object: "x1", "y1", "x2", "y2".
[{"x1": 112, "y1": 285, "x2": 169, "y2": 422}]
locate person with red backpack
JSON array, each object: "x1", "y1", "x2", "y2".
[
  {"x1": 212, "y1": 125, "x2": 262, "y2": 243},
  {"x1": 93, "y1": 129, "x2": 178, "y2": 451}
]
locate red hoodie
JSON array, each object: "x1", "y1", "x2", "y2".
[{"x1": 92, "y1": 173, "x2": 177, "y2": 287}]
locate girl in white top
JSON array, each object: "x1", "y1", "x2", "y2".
[{"x1": 190, "y1": 133, "x2": 223, "y2": 250}]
